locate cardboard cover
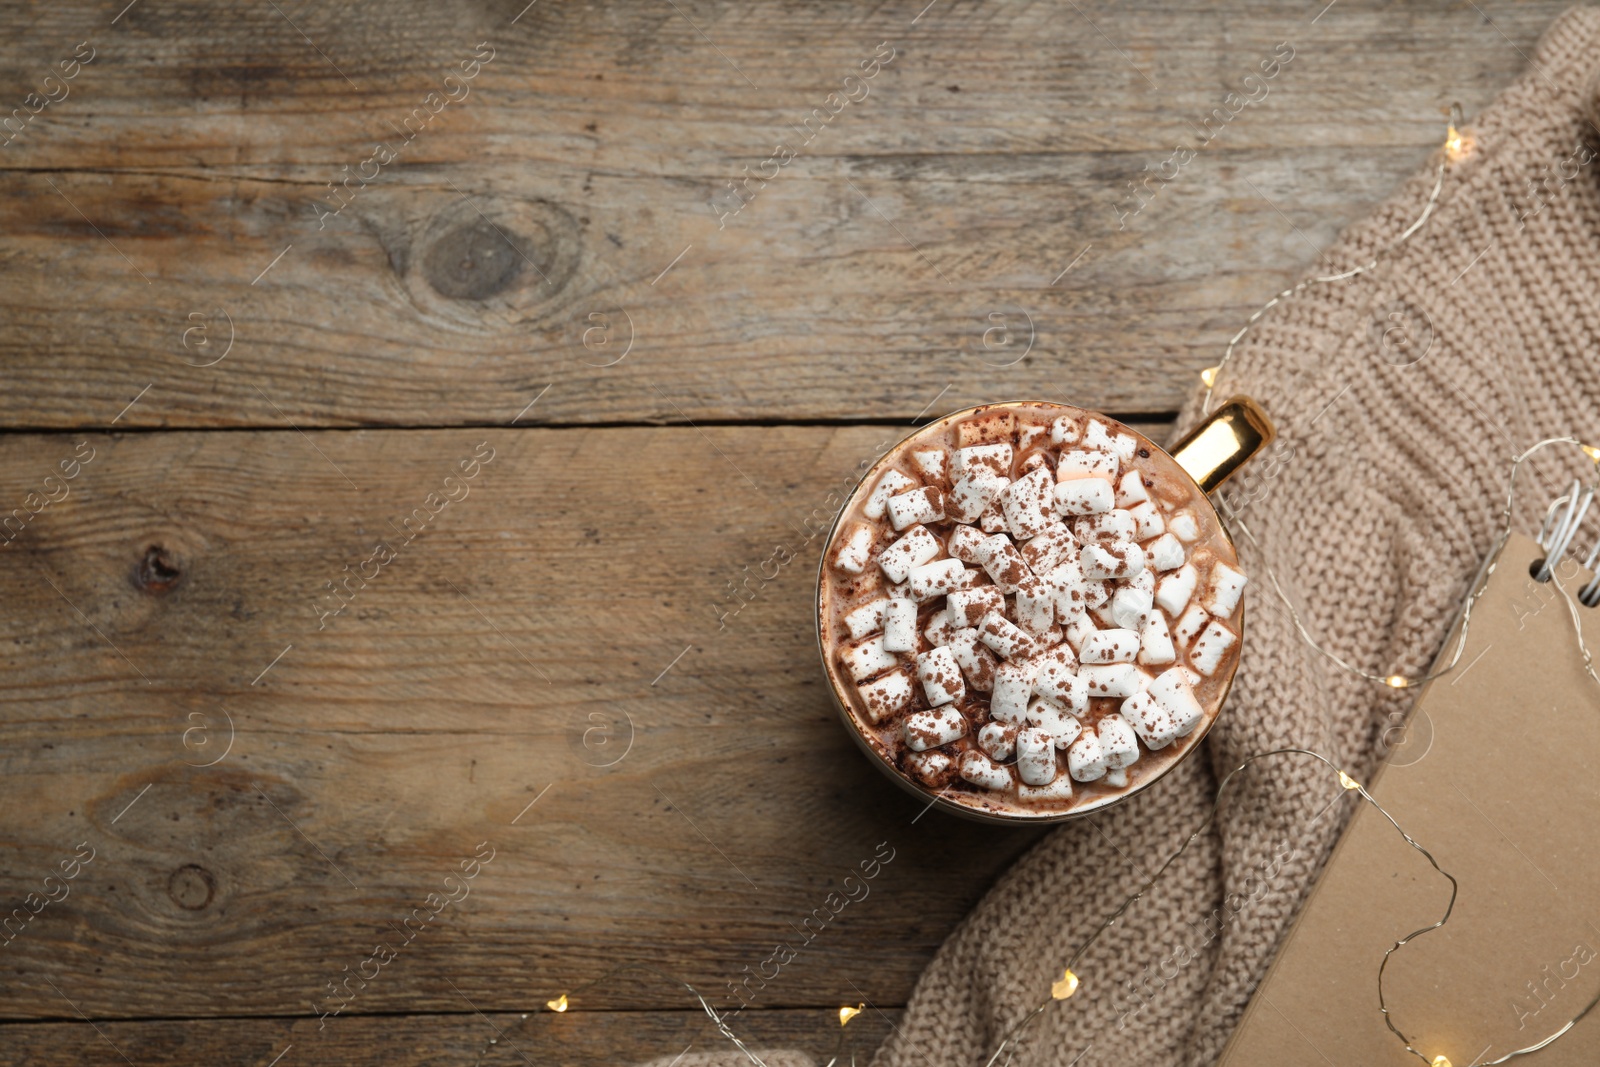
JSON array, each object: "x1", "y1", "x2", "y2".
[{"x1": 1218, "y1": 533, "x2": 1600, "y2": 1066}]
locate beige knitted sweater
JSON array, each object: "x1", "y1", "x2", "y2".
[{"x1": 650, "y1": 8, "x2": 1600, "y2": 1065}]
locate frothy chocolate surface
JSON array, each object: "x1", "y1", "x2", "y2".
[{"x1": 818, "y1": 403, "x2": 1245, "y2": 819}]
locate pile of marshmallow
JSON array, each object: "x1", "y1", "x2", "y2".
[{"x1": 830, "y1": 409, "x2": 1246, "y2": 806}]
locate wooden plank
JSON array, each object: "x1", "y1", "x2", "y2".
[
  {"x1": 0, "y1": 1, "x2": 1569, "y2": 428},
  {"x1": 0, "y1": 424, "x2": 1080, "y2": 1019},
  {"x1": 0, "y1": 1007, "x2": 898, "y2": 1066}
]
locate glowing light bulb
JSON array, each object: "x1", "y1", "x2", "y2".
[
  {"x1": 1582, "y1": 443, "x2": 1600, "y2": 464},
  {"x1": 1445, "y1": 125, "x2": 1464, "y2": 159},
  {"x1": 1200, "y1": 366, "x2": 1220, "y2": 388},
  {"x1": 839, "y1": 1003, "x2": 863, "y2": 1026},
  {"x1": 547, "y1": 994, "x2": 569, "y2": 1012},
  {"x1": 1338, "y1": 770, "x2": 1362, "y2": 791},
  {"x1": 1386, "y1": 674, "x2": 1410, "y2": 689},
  {"x1": 1432, "y1": 1056, "x2": 1452, "y2": 1067},
  {"x1": 1051, "y1": 969, "x2": 1080, "y2": 1000}
]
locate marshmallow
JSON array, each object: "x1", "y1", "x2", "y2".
[
  {"x1": 1081, "y1": 541, "x2": 1147, "y2": 580},
  {"x1": 1067, "y1": 729, "x2": 1108, "y2": 782},
  {"x1": 1156, "y1": 563, "x2": 1199, "y2": 615},
  {"x1": 1078, "y1": 663, "x2": 1144, "y2": 698},
  {"x1": 1016, "y1": 726, "x2": 1059, "y2": 785},
  {"x1": 1000, "y1": 467, "x2": 1056, "y2": 540},
  {"x1": 1129, "y1": 565, "x2": 1156, "y2": 595},
  {"x1": 863, "y1": 469, "x2": 918, "y2": 520},
  {"x1": 843, "y1": 598, "x2": 889, "y2": 641},
  {"x1": 948, "y1": 566, "x2": 984, "y2": 594},
  {"x1": 1025, "y1": 695, "x2": 1082, "y2": 746},
  {"x1": 908, "y1": 557, "x2": 968, "y2": 602},
  {"x1": 1104, "y1": 767, "x2": 1129, "y2": 788},
  {"x1": 1062, "y1": 609, "x2": 1098, "y2": 653},
  {"x1": 978, "y1": 536, "x2": 1034, "y2": 593},
  {"x1": 1148, "y1": 667, "x2": 1206, "y2": 735},
  {"x1": 1018, "y1": 776, "x2": 1074, "y2": 802},
  {"x1": 1173, "y1": 603, "x2": 1209, "y2": 646},
  {"x1": 832, "y1": 521, "x2": 874, "y2": 574},
  {"x1": 1202, "y1": 561, "x2": 1248, "y2": 618},
  {"x1": 947, "y1": 466, "x2": 1009, "y2": 523},
  {"x1": 1030, "y1": 642, "x2": 1076, "y2": 689},
  {"x1": 1082, "y1": 419, "x2": 1116, "y2": 454},
  {"x1": 882, "y1": 598, "x2": 918, "y2": 652},
  {"x1": 1082, "y1": 577, "x2": 1111, "y2": 609},
  {"x1": 1079, "y1": 627, "x2": 1140, "y2": 664},
  {"x1": 1049, "y1": 415, "x2": 1081, "y2": 446},
  {"x1": 978, "y1": 491, "x2": 1010, "y2": 533},
  {"x1": 1169, "y1": 510, "x2": 1200, "y2": 542},
  {"x1": 1146, "y1": 533, "x2": 1186, "y2": 573},
  {"x1": 1111, "y1": 433, "x2": 1139, "y2": 464},
  {"x1": 1055, "y1": 477, "x2": 1115, "y2": 516},
  {"x1": 915, "y1": 646, "x2": 966, "y2": 707},
  {"x1": 878, "y1": 525, "x2": 941, "y2": 583},
  {"x1": 1190, "y1": 620, "x2": 1238, "y2": 677},
  {"x1": 840, "y1": 635, "x2": 899, "y2": 682},
  {"x1": 978, "y1": 721, "x2": 1018, "y2": 761},
  {"x1": 1098, "y1": 715, "x2": 1141, "y2": 769},
  {"x1": 911, "y1": 448, "x2": 947, "y2": 484},
  {"x1": 951, "y1": 443, "x2": 1013, "y2": 477},
  {"x1": 1121, "y1": 691, "x2": 1179, "y2": 749},
  {"x1": 947, "y1": 586, "x2": 1005, "y2": 628},
  {"x1": 1055, "y1": 450, "x2": 1119, "y2": 482},
  {"x1": 990, "y1": 659, "x2": 1037, "y2": 722},
  {"x1": 959, "y1": 749, "x2": 1014, "y2": 791},
  {"x1": 947, "y1": 523, "x2": 989, "y2": 563},
  {"x1": 887, "y1": 486, "x2": 946, "y2": 531},
  {"x1": 947, "y1": 627, "x2": 999, "y2": 691},
  {"x1": 857, "y1": 669, "x2": 915, "y2": 723},
  {"x1": 1043, "y1": 559, "x2": 1089, "y2": 618},
  {"x1": 978, "y1": 609, "x2": 1036, "y2": 660},
  {"x1": 904, "y1": 705, "x2": 966, "y2": 749},
  {"x1": 1110, "y1": 584, "x2": 1154, "y2": 631},
  {"x1": 1074, "y1": 509, "x2": 1137, "y2": 544},
  {"x1": 1114, "y1": 469, "x2": 1150, "y2": 507},
  {"x1": 1018, "y1": 421, "x2": 1050, "y2": 452},
  {"x1": 1138, "y1": 611, "x2": 1176, "y2": 666},
  {"x1": 924, "y1": 610, "x2": 958, "y2": 649},
  {"x1": 1014, "y1": 585, "x2": 1056, "y2": 636},
  {"x1": 1018, "y1": 452, "x2": 1050, "y2": 476},
  {"x1": 1021, "y1": 521, "x2": 1076, "y2": 575},
  {"x1": 1027, "y1": 620, "x2": 1064, "y2": 650},
  {"x1": 956, "y1": 411, "x2": 1016, "y2": 446},
  {"x1": 905, "y1": 749, "x2": 955, "y2": 787},
  {"x1": 1127, "y1": 500, "x2": 1166, "y2": 540}
]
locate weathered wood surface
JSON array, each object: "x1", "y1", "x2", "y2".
[
  {"x1": 0, "y1": 425, "x2": 1068, "y2": 1021},
  {"x1": 0, "y1": 0, "x2": 1571, "y2": 428},
  {"x1": 0, "y1": 1007, "x2": 897, "y2": 1067}
]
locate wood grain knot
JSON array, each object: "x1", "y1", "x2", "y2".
[
  {"x1": 135, "y1": 545, "x2": 182, "y2": 593},
  {"x1": 167, "y1": 864, "x2": 215, "y2": 911},
  {"x1": 423, "y1": 221, "x2": 527, "y2": 300},
  {"x1": 386, "y1": 193, "x2": 583, "y2": 328}
]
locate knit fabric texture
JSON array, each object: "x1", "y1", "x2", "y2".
[{"x1": 644, "y1": 8, "x2": 1600, "y2": 1065}]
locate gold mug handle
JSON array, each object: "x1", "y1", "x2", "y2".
[{"x1": 1169, "y1": 395, "x2": 1276, "y2": 494}]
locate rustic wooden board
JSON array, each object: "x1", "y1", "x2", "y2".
[
  {"x1": 0, "y1": 0, "x2": 1570, "y2": 428},
  {"x1": 0, "y1": 1007, "x2": 897, "y2": 1067},
  {"x1": 0, "y1": 424, "x2": 1091, "y2": 1021}
]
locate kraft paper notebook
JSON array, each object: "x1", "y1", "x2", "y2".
[{"x1": 1218, "y1": 532, "x2": 1600, "y2": 1067}]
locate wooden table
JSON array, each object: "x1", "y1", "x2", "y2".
[{"x1": 0, "y1": 1, "x2": 1565, "y2": 1062}]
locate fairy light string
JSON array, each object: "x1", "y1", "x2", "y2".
[{"x1": 489, "y1": 114, "x2": 1600, "y2": 1067}]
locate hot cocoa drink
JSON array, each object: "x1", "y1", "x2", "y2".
[{"x1": 818, "y1": 402, "x2": 1246, "y2": 818}]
